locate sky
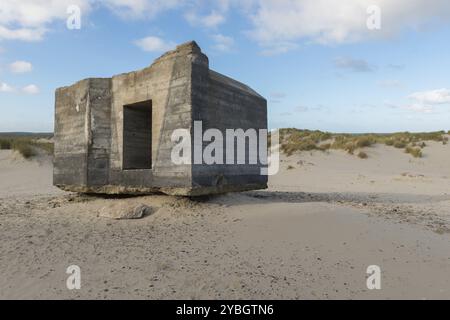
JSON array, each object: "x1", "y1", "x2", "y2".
[{"x1": 0, "y1": 0, "x2": 450, "y2": 133}]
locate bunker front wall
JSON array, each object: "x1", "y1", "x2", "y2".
[
  {"x1": 54, "y1": 46, "x2": 198, "y2": 194},
  {"x1": 107, "y1": 46, "x2": 197, "y2": 193}
]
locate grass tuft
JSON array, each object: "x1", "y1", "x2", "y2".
[
  {"x1": 357, "y1": 151, "x2": 368, "y2": 159},
  {"x1": 0, "y1": 139, "x2": 12, "y2": 149},
  {"x1": 11, "y1": 141, "x2": 37, "y2": 158},
  {"x1": 0, "y1": 135, "x2": 54, "y2": 158},
  {"x1": 405, "y1": 146, "x2": 422, "y2": 158}
]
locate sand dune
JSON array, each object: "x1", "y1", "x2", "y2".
[{"x1": 0, "y1": 143, "x2": 449, "y2": 299}]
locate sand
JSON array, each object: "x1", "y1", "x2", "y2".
[
  {"x1": 0, "y1": 144, "x2": 449, "y2": 299},
  {"x1": 0, "y1": 150, "x2": 64, "y2": 199}
]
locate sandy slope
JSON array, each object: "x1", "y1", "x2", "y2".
[
  {"x1": 0, "y1": 150, "x2": 63, "y2": 199},
  {"x1": 0, "y1": 144, "x2": 449, "y2": 299}
]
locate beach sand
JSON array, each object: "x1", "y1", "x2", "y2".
[{"x1": 0, "y1": 142, "x2": 449, "y2": 299}]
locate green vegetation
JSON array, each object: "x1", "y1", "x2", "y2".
[
  {"x1": 12, "y1": 141, "x2": 36, "y2": 158},
  {"x1": 0, "y1": 134, "x2": 54, "y2": 159},
  {"x1": 279, "y1": 129, "x2": 332, "y2": 156},
  {"x1": 279, "y1": 129, "x2": 448, "y2": 159},
  {"x1": 0, "y1": 139, "x2": 12, "y2": 149},
  {"x1": 357, "y1": 151, "x2": 368, "y2": 159},
  {"x1": 405, "y1": 146, "x2": 423, "y2": 158},
  {"x1": 393, "y1": 141, "x2": 407, "y2": 149}
]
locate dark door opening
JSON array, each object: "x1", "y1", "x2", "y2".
[{"x1": 123, "y1": 100, "x2": 152, "y2": 170}]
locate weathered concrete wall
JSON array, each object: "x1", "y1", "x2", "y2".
[
  {"x1": 54, "y1": 78, "x2": 112, "y2": 188},
  {"x1": 191, "y1": 67, "x2": 268, "y2": 193},
  {"x1": 87, "y1": 79, "x2": 112, "y2": 187},
  {"x1": 107, "y1": 42, "x2": 202, "y2": 191},
  {"x1": 53, "y1": 79, "x2": 88, "y2": 187},
  {"x1": 54, "y1": 41, "x2": 267, "y2": 196}
]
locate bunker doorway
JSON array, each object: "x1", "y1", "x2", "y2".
[{"x1": 123, "y1": 100, "x2": 152, "y2": 170}]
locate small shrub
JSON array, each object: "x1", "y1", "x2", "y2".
[
  {"x1": 31, "y1": 141, "x2": 54, "y2": 155},
  {"x1": 0, "y1": 139, "x2": 11, "y2": 149},
  {"x1": 281, "y1": 138, "x2": 318, "y2": 156},
  {"x1": 11, "y1": 141, "x2": 37, "y2": 158},
  {"x1": 405, "y1": 146, "x2": 422, "y2": 158},
  {"x1": 345, "y1": 143, "x2": 356, "y2": 154},
  {"x1": 318, "y1": 143, "x2": 331, "y2": 151},
  {"x1": 355, "y1": 137, "x2": 374, "y2": 148},
  {"x1": 393, "y1": 141, "x2": 407, "y2": 149},
  {"x1": 357, "y1": 151, "x2": 368, "y2": 159}
]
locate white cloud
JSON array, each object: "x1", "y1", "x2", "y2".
[
  {"x1": 334, "y1": 56, "x2": 374, "y2": 72},
  {"x1": 134, "y1": 36, "x2": 176, "y2": 52},
  {"x1": 185, "y1": 10, "x2": 226, "y2": 28},
  {"x1": 387, "y1": 88, "x2": 450, "y2": 114},
  {"x1": 0, "y1": 0, "x2": 91, "y2": 41},
  {"x1": 22, "y1": 84, "x2": 40, "y2": 95},
  {"x1": 378, "y1": 79, "x2": 401, "y2": 88},
  {"x1": 212, "y1": 34, "x2": 235, "y2": 52},
  {"x1": 245, "y1": 0, "x2": 450, "y2": 53},
  {"x1": 0, "y1": 25, "x2": 46, "y2": 42},
  {"x1": 9, "y1": 61, "x2": 33, "y2": 74},
  {"x1": 2, "y1": 0, "x2": 450, "y2": 55},
  {"x1": 387, "y1": 64, "x2": 405, "y2": 71},
  {"x1": 405, "y1": 104, "x2": 434, "y2": 113},
  {"x1": 260, "y1": 41, "x2": 298, "y2": 56},
  {"x1": 409, "y1": 88, "x2": 450, "y2": 105},
  {"x1": 0, "y1": 0, "x2": 184, "y2": 42},
  {"x1": 385, "y1": 102, "x2": 434, "y2": 114},
  {"x1": 269, "y1": 92, "x2": 286, "y2": 103},
  {"x1": 103, "y1": 0, "x2": 186, "y2": 19},
  {"x1": 296, "y1": 106, "x2": 309, "y2": 112},
  {"x1": 202, "y1": 11, "x2": 226, "y2": 27},
  {"x1": 271, "y1": 92, "x2": 286, "y2": 99},
  {"x1": 294, "y1": 105, "x2": 327, "y2": 113},
  {"x1": 0, "y1": 82, "x2": 14, "y2": 92}
]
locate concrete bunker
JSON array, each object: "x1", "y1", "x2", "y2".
[{"x1": 53, "y1": 41, "x2": 268, "y2": 196}]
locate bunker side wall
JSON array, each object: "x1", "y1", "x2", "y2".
[
  {"x1": 191, "y1": 69, "x2": 268, "y2": 191},
  {"x1": 54, "y1": 79, "x2": 91, "y2": 187}
]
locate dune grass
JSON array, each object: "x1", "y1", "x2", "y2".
[
  {"x1": 0, "y1": 135, "x2": 54, "y2": 159},
  {"x1": 279, "y1": 129, "x2": 448, "y2": 159},
  {"x1": 12, "y1": 141, "x2": 36, "y2": 158},
  {"x1": 357, "y1": 151, "x2": 368, "y2": 159},
  {"x1": 0, "y1": 139, "x2": 12, "y2": 150},
  {"x1": 405, "y1": 146, "x2": 423, "y2": 158}
]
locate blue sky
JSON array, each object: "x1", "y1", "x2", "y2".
[{"x1": 1, "y1": 0, "x2": 450, "y2": 133}]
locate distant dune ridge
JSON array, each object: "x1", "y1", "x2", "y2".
[
  {"x1": 278, "y1": 129, "x2": 449, "y2": 158},
  {"x1": 0, "y1": 130, "x2": 449, "y2": 299}
]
